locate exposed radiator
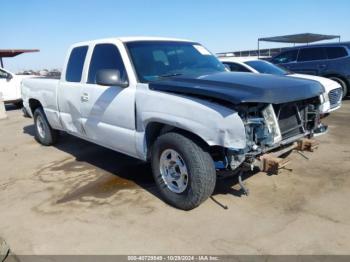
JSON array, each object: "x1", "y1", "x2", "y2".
[{"x1": 273, "y1": 100, "x2": 318, "y2": 140}]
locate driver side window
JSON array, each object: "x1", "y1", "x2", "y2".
[{"x1": 87, "y1": 44, "x2": 127, "y2": 84}]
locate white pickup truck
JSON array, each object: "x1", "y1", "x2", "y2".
[
  {"x1": 22, "y1": 37, "x2": 325, "y2": 210},
  {"x1": 0, "y1": 67, "x2": 34, "y2": 107}
]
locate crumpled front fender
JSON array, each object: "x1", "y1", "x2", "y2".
[{"x1": 135, "y1": 85, "x2": 247, "y2": 159}]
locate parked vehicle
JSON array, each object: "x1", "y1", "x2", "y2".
[
  {"x1": 220, "y1": 57, "x2": 342, "y2": 113},
  {"x1": 22, "y1": 37, "x2": 325, "y2": 210},
  {"x1": 270, "y1": 42, "x2": 350, "y2": 98},
  {"x1": 0, "y1": 67, "x2": 35, "y2": 107}
]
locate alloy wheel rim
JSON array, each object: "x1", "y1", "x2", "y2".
[{"x1": 36, "y1": 115, "x2": 45, "y2": 138}]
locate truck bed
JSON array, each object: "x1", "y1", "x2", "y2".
[{"x1": 21, "y1": 77, "x2": 60, "y2": 122}]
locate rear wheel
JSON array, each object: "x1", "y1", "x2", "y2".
[
  {"x1": 33, "y1": 108, "x2": 58, "y2": 146},
  {"x1": 151, "y1": 132, "x2": 216, "y2": 210},
  {"x1": 329, "y1": 77, "x2": 348, "y2": 98},
  {"x1": 22, "y1": 107, "x2": 30, "y2": 118}
]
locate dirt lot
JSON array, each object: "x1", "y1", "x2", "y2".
[{"x1": 0, "y1": 101, "x2": 350, "y2": 255}]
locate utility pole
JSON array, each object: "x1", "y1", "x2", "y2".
[{"x1": 0, "y1": 92, "x2": 7, "y2": 120}]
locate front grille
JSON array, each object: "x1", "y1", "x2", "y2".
[
  {"x1": 328, "y1": 88, "x2": 342, "y2": 108},
  {"x1": 273, "y1": 99, "x2": 318, "y2": 140}
]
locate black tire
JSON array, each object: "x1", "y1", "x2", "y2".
[
  {"x1": 329, "y1": 77, "x2": 348, "y2": 98},
  {"x1": 22, "y1": 107, "x2": 30, "y2": 118},
  {"x1": 151, "y1": 132, "x2": 216, "y2": 210},
  {"x1": 33, "y1": 108, "x2": 58, "y2": 146}
]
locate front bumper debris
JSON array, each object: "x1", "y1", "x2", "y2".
[
  {"x1": 237, "y1": 138, "x2": 319, "y2": 195},
  {"x1": 260, "y1": 155, "x2": 291, "y2": 174},
  {"x1": 258, "y1": 138, "x2": 318, "y2": 173},
  {"x1": 257, "y1": 138, "x2": 318, "y2": 173},
  {"x1": 296, "y1": 138, "x2": 319, "y2": 152}
]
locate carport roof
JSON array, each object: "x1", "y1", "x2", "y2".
[
  {"x1": 259, "y1": 33, "x2": 340, "y2": 44},
  {"x1": 0, "y1": 49, "x2": 39, "y2": 58}
]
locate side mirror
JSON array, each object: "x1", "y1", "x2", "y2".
[
  {"x1": 6, "y1": 73, "x2": 13, "y2": 81},
  {"x1": 96, "y1": 69, "x2": 128, "y2": 87}
]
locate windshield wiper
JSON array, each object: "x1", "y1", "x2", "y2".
[{"x1": 158, "y1": 73, "x2": 183, "y2": 79}]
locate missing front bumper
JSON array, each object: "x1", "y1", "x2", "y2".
[
  {"x1": 246, "y1": 138, "x2": 319, "y2": 175},
  {"x1": 235, "y1": 138, "x2": 319, "y2": 196}
]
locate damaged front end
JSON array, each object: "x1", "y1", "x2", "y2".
[{"x1": 218, "y1": 96, "x2": 323, "y2": 174}]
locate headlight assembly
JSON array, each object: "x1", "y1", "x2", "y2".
[{"x1": 262, "y1": 104, "x2": 282, "y2": 144}]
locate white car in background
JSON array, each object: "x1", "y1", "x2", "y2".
[
  {"x1": 220, "y1": 57, "x2": 342, "y2": 114},
  {"x1": 0, "y1": 67, "x2": 35, "y2": 107}
]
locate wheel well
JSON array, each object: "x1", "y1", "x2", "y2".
[
  {"x1": 28, "y1": 99, "x2": 42, "y2": 114},
  {"x1": 323, "y1": 74, "x2": 349, "y2": 88},
  {"x1": 145, "y1": 122, "x2": 210, "y2": 160}
]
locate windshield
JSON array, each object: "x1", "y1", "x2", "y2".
[
  {"x1": 126, "y1": 41, "x2": 226, "y2": 83},
  {"x1": 244, "y1": 60, "x2": 288, "y2": 76}
]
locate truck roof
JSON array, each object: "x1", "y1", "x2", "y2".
[{"x1": 73, "y1": 36, "x2": 194, "y2": 47}]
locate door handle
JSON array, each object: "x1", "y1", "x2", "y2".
[{"x1": 81, "y1": 93, "x2": 89, "y2": 102}]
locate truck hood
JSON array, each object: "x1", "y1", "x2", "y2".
[{"x1": 149, "y1": 72, "x2": 324, "y2": 104}]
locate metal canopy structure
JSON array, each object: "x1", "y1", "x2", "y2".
[
  {"x1": 259, "y1": 33, "x2": 341, "y2": 44},
  {"x1": 217, "y1": 33, "x2": 342, "y2": 59},
  {"x1": 0, "y1": 49, "x2": 39, "y2": 68},
  {"x1": 257, "y1": 33, "x2": 341, "y2": 57}
]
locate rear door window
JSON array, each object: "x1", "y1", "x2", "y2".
[
  {"x1": 326, "y1": 47, "x2": 348, "y2": 59},
  {"x1": 271, "y1": 50, "x2": 298, "y2": 64},
  {"x1": 297, "y1": 47, "x2": 327, "y2": 62},
  {"x1": 65, "y1": 46, "x2": 88, "y2": 82},
  {"x1": 87, "y1": 44, "x2": 127, "y2": 84}
]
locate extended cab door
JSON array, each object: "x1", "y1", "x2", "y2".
[
  {"x1": 57, "y1": 45, "x2": 88, "y2": 135},
  {"x1": 79, "y1": 42, "x2": 137, "y2": 157}
]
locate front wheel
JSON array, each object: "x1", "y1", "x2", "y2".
[
  {"x1": 151, "y1": 132, "x2": 216, "y2": 210},
  {"x1": 33, "y1": 108, "x2": 58, "y2": 146}
]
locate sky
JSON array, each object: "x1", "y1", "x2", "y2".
[{"x1": 1, "y1": 0, "x2": 350, "y2": 72}]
